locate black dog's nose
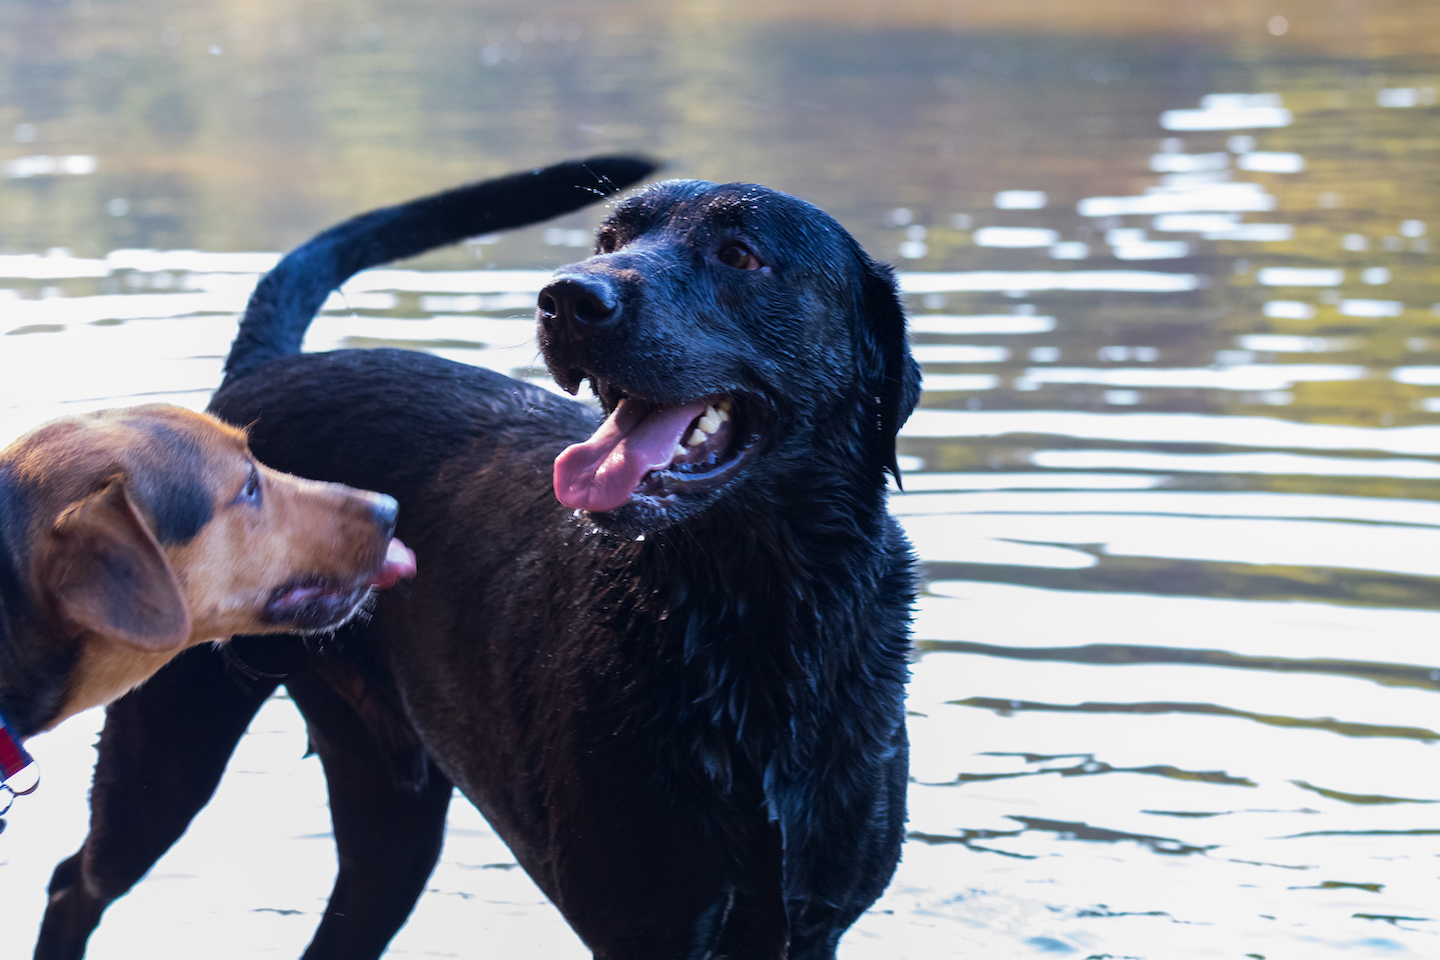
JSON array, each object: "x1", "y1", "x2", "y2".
[{"x1": 538, "y1": 275, "x2": 618, "y2": 329}]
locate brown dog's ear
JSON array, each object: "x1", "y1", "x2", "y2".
[{"x1": 38, "y1": 477, "x2": 192, "y2": 651}]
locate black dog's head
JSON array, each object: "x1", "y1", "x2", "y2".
[{"x1": 538, "y1": 179, "x2": 921, "y2": 535}]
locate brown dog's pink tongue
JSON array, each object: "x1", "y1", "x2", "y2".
[
  {"x1": 554, "y1": 397, "x2": 708, "y2": 512},
  {"x1": 368, "y1": 538, "x2": 417, "y2": 590}
]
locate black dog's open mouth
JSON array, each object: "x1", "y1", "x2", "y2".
[
  {"x1": 264, "y1": 540, "x2": 417, "y2": 631},
  {"x1": 553, "y1": 384, "x2": 767, "y2": 513}
]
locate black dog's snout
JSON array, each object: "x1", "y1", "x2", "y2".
[{"x1": 538, "y1": 275, "x2": 618, "y2": 329}]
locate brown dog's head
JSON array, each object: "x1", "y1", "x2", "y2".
[{"x1": 0, "y1": 404, "x2": 414, "y2": 737}]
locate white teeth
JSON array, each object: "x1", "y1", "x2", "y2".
[
  {"x1": 674, "y1": 444, "x2": 687, "y2": 458},
  {"x1": 681, "y1": 399, "x2": 732, "y2": 452}
]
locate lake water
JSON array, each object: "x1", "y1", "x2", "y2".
[{"x1": 2, "y1": 2, "x2": 1439, "y2": 957}]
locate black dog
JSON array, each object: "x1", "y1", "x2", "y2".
[{"x1": 37, "y1": 167, "x2": 920, "y2": 959}]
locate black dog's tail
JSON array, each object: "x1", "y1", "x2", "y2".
[{"x1": 222, "y1": 155, "x2": 658, "y2": 387}]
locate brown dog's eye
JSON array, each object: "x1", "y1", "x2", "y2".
[
  {"x1": 717, "y1": 241, "x2": 763, "y2": 271},
  {"x1": 236, "y1": 465, "x2": 262, "y2": 507},
  {"x1": 596, "y1": 231, "x2": 618, "y2": 254}
]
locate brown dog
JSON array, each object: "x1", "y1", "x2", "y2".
[{"x1": 0, "y1": 403, "x2": 415, "y2": 776}]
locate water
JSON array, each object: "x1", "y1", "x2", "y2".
[{"x1": 2, "y1": 1, "x2": 1439, "y2": 957}]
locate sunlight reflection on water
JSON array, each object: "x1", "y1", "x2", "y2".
[
  {"x1": 2, "y1": 249, "x2": 1437, "y2": 958},
  {"x1": 3, "y1": 2, "x2": 1440, "y2": 956}
]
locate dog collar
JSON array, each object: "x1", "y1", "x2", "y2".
[{"x1": 0, "y1": 706, "x2": 39, "y2": 807}]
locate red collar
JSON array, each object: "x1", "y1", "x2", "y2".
[{"x1": 0, "y1": 707, "x2": 38, "y2": 799}]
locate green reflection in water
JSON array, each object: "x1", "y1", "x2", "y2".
[
  {"x1": 338, "y1": 336, "x2": 489, "y2": 351},
  {"x1": 952, "y1": 696, "x2": 1440, "y2": 741},
  {"x1": 922, "y1": 751, "x2": 1256, "y2": 788},
  {"x1": 924, "y1": 557, "x2": 1440, "y2": 609},
  {"x1": 920, "y1": 638, "x2": 1440, "y2": 691},
  {"x1": 911, "y1": 814, "x2": 1216, "y2": 857},
  {"x1": 1290, "y1": 780, "x2": 1439, "y2": 805}
]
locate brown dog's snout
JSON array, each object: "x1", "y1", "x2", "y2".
[
  {"x1": 539, "y1": 274, "x2": 619, "y2": 331},
  {"x1": 241, "y1": 469, "x2": 404, "y2": 587},
  {"x1": 313, "y1": 484, "x2": 400, "y2": 561},
  {"x1": 368, "y1": 493, "x2": 399, "y2": 539}
]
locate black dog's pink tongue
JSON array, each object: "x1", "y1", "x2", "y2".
[{"x1": 554, "y1": 397, "x2": 707, "y2": 512}]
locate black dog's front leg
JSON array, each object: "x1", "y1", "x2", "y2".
[
  {"x1": 285, "y1": 669, "x2": 453, "y2": 960},
  {"x1": 35, "y1": 642, "x2": 283, "y2": 960},
  {"x1": 782, "y1": 727, "x2": 910, "y2": 960},
  {"x1": 510, "y1": 744, "x2": 792, "y2": 960}
]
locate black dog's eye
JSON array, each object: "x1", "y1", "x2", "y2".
[
  {"x1": 236, "y1": 464, "x2": 262, "y2": 507},
  {"x1": 717, "y1": 241, "x2": 763, "y2": 271},
  {"x1": 596, "y1": 231, "x2": 619, "y2": 254}
]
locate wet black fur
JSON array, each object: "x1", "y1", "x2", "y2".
[{"x1": 35, "y1": 172, "x2": 920, "y2": 960}]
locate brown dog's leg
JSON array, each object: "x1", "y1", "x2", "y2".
[
  {"x1": 35, "y1": 641, "x2": 284, "y2": 960},
  {"x1": 286, "y1": 668, "x2": 452, "y2": 960}
]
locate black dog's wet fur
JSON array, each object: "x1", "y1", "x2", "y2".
[{"x1": 35, "y1": 163, "x2": 920, "y2": 959}]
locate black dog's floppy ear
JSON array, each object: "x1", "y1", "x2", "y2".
[
  {"x1": 858, "y1": 256, "x2": 922, "y2": 489},
  {"x1": 38, "y1": 476, "x2": 192, "y2": 651}
]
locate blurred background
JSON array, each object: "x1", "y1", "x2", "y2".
[{"x1": 2, "y1": 1, "x2": 1439, "y2": 957}]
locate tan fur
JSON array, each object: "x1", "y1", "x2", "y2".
[
  {"x1": 1, "y1": 403, "x2": 399, "y2": 733},
  {"x1": 60, "y1": 644, "x2": 176, "y2": 728},
  {"x1": 166, "y1": 466, "x2": 392, "y2": 642}
]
